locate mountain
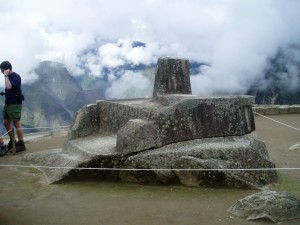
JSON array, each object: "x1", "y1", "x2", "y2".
[{"x1": 247, "y1": 46, "x2": 300, "y2": 104}]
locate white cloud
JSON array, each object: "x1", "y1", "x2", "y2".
[
  {"x1": 105, "y1": 71, "x2": 153, "y2": 99},
  {"x1": 0, "y1": 0, "x2": 300, "y2": 95},
  {"x1": 96, "y1": 38, "x2": 158, "y2": 69},
  {"x1": 98, "y1": 42, "x2": 125, "y2": 68},
  {"x1": 35, "y1": 31, "x2": 95, "y2": 75}
]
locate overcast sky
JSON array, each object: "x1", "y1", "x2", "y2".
[{"x1": 0, "y1": 0, "x2": 299, "y2": 97}]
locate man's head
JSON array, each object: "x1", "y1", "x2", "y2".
[{"x1": 0, "y1": 61, "x2": 12, "y2": 73}]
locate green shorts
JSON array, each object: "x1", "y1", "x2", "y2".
[{"x1": 3, "y1": 104, "x2": 22, "y2": 121}]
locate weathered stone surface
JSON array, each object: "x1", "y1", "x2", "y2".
[
  {"x1": 153, "y1": 95, "x2": 255, "y2": 147},
  {"x1": 252, "y1": 104, "x2": 300, "y2": 115},
  {"x1": 88, "y1": 95, "x2": 255, "y2": 153},
  {"x1": 278, "y1": 105, "x2": 289, "y2": 114},
  {"x1": 97, "y1": 99, "x2": 154, "y2": 133},
  {"x1": 153, "y1": 57, "x2": 191, "y2": 97},
  {"x1": 24, "y1": 131, "x2": 277, "y2": 187},
  {"x1": 289, "y1": 105, "x2": 300, "y2": 113},
  {"x1": 119, "y1": 132, "x2": 277, "y2": 189},
  {"x1": 23, "y1": 148, "x2": 83, "y2": 184},
  {"x1": 116, "y1": 119, "x2": 161, "y2": 154},
  {"x1": 228, "y1": 191, "x2": 300, "y2": 222},
  {"x1": 68, "y1": 103, "x2": 100, "y2": 140},
  {"x1": 23, "y1": 135, "x2": 124, "y2": 183}
]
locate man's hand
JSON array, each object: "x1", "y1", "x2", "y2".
[{"x1": 3, "y1": 69, "x2": 10, "y2": 76}]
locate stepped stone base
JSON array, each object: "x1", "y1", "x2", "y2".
[
  {"x1": 23, "y1": 131, "x2": 277, "y2": 189},
  {"x1": 24, "y1": 135, "x2": 123, "y2": 183},
  {"x1": 119, "y1": 132, "x2": 277, "y2": 189}
]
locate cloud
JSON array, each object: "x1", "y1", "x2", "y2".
[
  {"x1": 105, "y1": 70, "x2": 153, "y2": 99},
  {"x1": 0, "y1": 0, "x2": 300, "y2": 96},
  {"x1": 96, "y1": 38, "x2": 156, "y2": 68}
]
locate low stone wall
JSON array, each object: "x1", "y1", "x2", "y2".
[{"x1": 253, "y1": 105, "x2": 300, "y2": 115}]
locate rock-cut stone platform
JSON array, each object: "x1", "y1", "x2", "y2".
[
  {"x1": 23, "y1": 57, "x2": 278, "y2": 188},
  {"x1": 23, "y1": 94, "x2": 278, "y2": 188}
]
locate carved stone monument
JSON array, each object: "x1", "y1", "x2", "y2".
[
  {"x1": 24, "y1": 57, "x2": 277, "y2": 189},
  {"x1": 153, "y1": 57, "x2": 191, "y2": 97}
]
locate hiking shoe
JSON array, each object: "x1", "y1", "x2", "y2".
[
  {"x1": 0, "y1": 143, "x2": 8, "y2": 157},
  {"x1": 16, "y1": 140, "x2": 26, "y2": 153},
  {"x1": 9, "y1": 140, "x2": 26, "y2": 153},
  {"x1": 7, "y1": 140, "x2": 17, "y2": 151}
]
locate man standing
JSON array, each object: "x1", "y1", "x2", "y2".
[{"x1": 1, "y1": 61, "x2": 26, "y2": 152}]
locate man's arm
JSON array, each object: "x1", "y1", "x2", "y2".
[{"x1": 4, "y1": 70, "x2": 12, "y2": 89}]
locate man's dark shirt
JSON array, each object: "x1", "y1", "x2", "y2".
[{"x1": 5, "y1": 72, "x2": 23, "y2": 105}]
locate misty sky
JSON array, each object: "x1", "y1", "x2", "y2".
[{"x1": 0, "y1": 0, "x2": 299, "y2": 97}]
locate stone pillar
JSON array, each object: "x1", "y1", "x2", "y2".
[{"x1": 153, "y1": 57, "x2": 192, "y2": 97}]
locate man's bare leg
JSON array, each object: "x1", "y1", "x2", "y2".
[{"x1": 13, "y1": 120, "x2": 24, "y2": 141}]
